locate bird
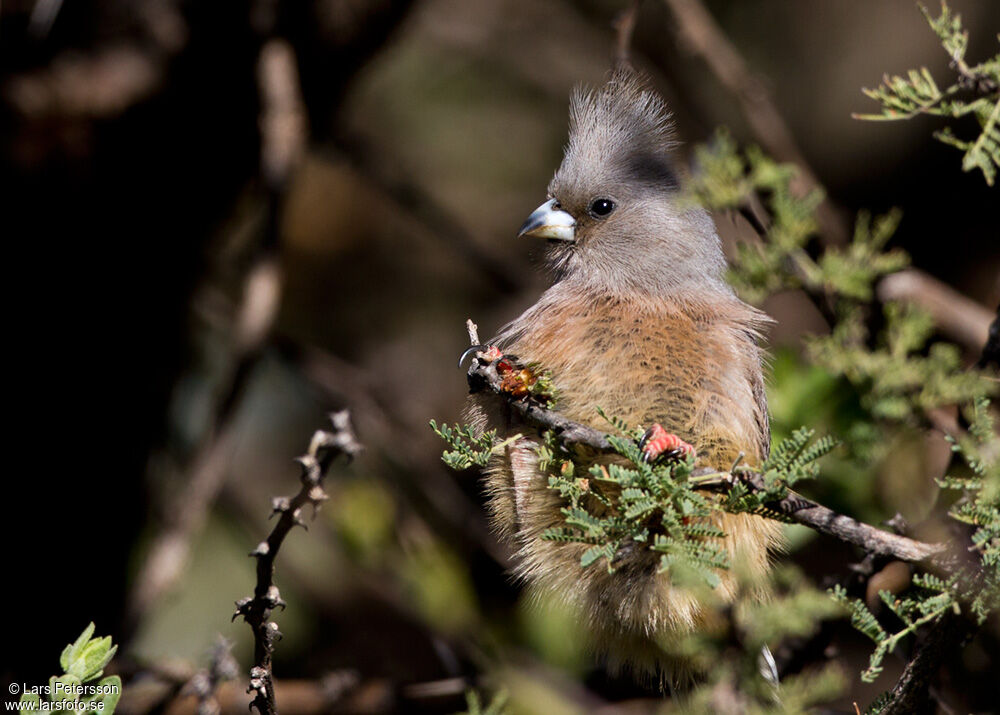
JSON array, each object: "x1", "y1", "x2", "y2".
[{"x1": 467, "y1": 68, "x2": 783, "y2": 681}]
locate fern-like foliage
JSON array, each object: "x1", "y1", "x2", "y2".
[
  {"x1": 854, "y1": 1, "x2": 1000, "y2": 184},
  {"x1": 761, "y1": 427, "x2": 840, "y2": 488},
  {"x1": 539, "y1": 415, "x2": 836, "y2": 590},
  {"x1": 723, "y1": 428, "x2": 838, "y2": 519},
  {"x1": 937, "y1": 398, "x2": 1000, "y2": 623},
  {"x1": 687, "y1": 131, "x2": 909, "y2": 307},
  {"x1": 539, "y1": 421, "x2": 727, "y2": 587},
  {"x1": 830, "y1": 574, "x2": 959, "y2": 682},
  {"x1": 686, "y1": 128, "x2": 998, "y2": 694},
  {"x1": 458, "y1": 689, "x2": 509, "y2": 715},
  {"x1": 808, "y1": 301, "x2": 997, "y2": 422},
  {"x1": 688, "y1": 132, "x2": 997, "y2": 431},
  {"x1": 429, "y1": 420, "x2": 499, "y2": 470}
]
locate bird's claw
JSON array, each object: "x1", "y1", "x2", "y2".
[
  {"x1": 459, "y1": 344, "x2": 504, "y2": 368},
  {"x1": 640, "y1": 423, "x2": 696, "y2": 462}
]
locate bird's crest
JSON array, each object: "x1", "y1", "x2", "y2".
[{"x1": 559, "y1": 68, "x2": 679, "y2": 194}]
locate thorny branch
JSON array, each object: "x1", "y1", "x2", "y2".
[
  {"x1": 181, "y1": 637, "x2": 240, "y2": 715},
  {"x1": 464, "y1": 347, "x2": 945, "y2": 565},
  {"x1": 233, "y1": 411, "x2": 362, "y2": 715}
]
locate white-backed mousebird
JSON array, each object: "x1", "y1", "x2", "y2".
[{"x1": 468, "y1": 68, "x2": 782, "y2": 680}]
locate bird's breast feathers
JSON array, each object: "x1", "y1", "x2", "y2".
[{"x1": 499, "y1": 289, "x2": 769, "y2": 466}]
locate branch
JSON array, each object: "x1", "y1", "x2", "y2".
[
  {"x1": 181, "y1": 636, "x2": 240, "y2": 715},
  {"x1": 878, "y1": 269, "x2": 995, "y2": 354},
  {"x1": 233, "y1": 411, "x2": 362, "y2": 715},
  {"x1": 468, "y1": 354, "x2": 611, "y2": 452},
  {"x1": 612, "y1": 1, "x2": 643, "y2": 69},
  {"x1": 327, "y1": 132, "x2": 525, "y2": 294},
  {"x1": 660, "y1": 0, "x2": 845, "y2": 244},
  {"x1": 881, "y1": 613, "x2": 971, "y2": 715},
  {"x1": 465, "y1": 351, "x2": 944, "y2": 564}
]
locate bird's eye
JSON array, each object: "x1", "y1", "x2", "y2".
[{"x1": 589, "y1": 198, "x2": 615, "y2": 218}]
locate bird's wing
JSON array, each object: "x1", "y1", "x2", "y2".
[{"x1": 750, "y1": 347, "x2": 771, "y2": 461}]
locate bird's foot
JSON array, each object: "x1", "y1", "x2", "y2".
[
  {"x1": 640, "y1": 423, "x2": 696, "y2": 462},
  {"x1": 458, "y1": 343, "x2": 504, "y2": 368}
]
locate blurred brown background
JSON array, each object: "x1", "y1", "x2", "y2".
[{"x1": 2, "y1": 0, "x2": 998, "y2": 711}]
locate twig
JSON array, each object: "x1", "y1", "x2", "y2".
[
  {"x1": 327, "y1": 136, "x2": 526, "y2": 294},
  {"x1": 258, "y1": 39, "x2": 307, "y2": 193},
  {"x1": 878, "y1": 269, "x2": 994, "y2": 353},
  {"x1": 660, "y1": 0, "x2": 845, "y2": 243},
  {"x1": 234, "y1": 411, "x2": 362, "y2": 715},
  {"x1": 710, "y1": 470, "x2": 943, "y2": 562},
  {"x1": 181, "y1": 637, "x2": 241, "y2": 715},
  {"x1": 612, "y1": 1, "x2": 643, "y2": 68},
  {"x1": 465, "y1": 350, "x2": 944, "y2": 564}
]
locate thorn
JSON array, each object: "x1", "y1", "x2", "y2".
[
  {"x1": 232, "y1": 597, "x2": 253, "y2": 621},
  {"x1": 307, "y1": 485, "x2": 328, "y2": 503},
  {"x1": 266, "y1": 621, "x2": 284, "y2": 642},
  {"x1": 265, "y1": 585, "x2": 285, "y2": 609},
  {"x1": 297, "y1": 455, "x2": 321, "y2": 484},
  {"x1": 270, "y1": 496, "x2": 291, "y2": 516},
  {"x1": 329, "y1": 410, "x2": 351, "y2": 433}
]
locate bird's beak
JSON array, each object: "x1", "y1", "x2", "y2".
[{"x1": 517, "y1": 199, "x2": 576, "y2": 242}]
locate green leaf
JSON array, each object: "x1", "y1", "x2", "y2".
[
  {"x1": 60, "y1": 622, "x2": 95, "y2": 673},
  {"x1": 580, "y1": 545, "x2": 606, "y2": 568},
  {"x1": 80, "y1": 675, "x2": 122, "y2": 714}
]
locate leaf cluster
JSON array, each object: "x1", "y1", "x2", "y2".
[
  {"x1": 539, "y1": 420, "x2": 729, "y2": 588},
  {"x1": 429, "y1": 420, "x2": 499, "y2": 470},
  {"x1": 457, "y1": 689, "x2": 509, "y2": 715},
  {"x1": 686, "y1": 122, "x2": 998, "y2": 692},
  {"x1": 688, "y1": 129, "x2": 996, "y2": 433},
  {"x1": 938, "y1": 398, "x2": 1000, "y2": 622},
  {"x1": 19, "y1": 623, "x2": 121, "y2": 714},
  {"x1": 854, "y1": 1, "x2": 1000, "y2": 184},
  {"x1": 724, "y1": 428, "x2": 839, "y2": 518},
  {"x1": 830, "y1": 574, "x2": 958, "y2": 682},
  {"x1": 538, "y1": 413, "x2": 836, "y2": 591},
  {"x1": 808, "y1": 301, "x2": 997, "y2": 423},
  {"x1": 687, "y1": 132, "x2": 908, "y2": 306}
]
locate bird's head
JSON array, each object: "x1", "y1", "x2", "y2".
[{"x1": 518, "y1": 69, "x2": 728, "y2": 299}]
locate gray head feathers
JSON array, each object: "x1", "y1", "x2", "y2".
[
  {"x1": 554, "y1": 69, "x2": 679, "y2": 201},
  {"x1": 539, "y1": 69, "x2": 730, "y2": 300}
]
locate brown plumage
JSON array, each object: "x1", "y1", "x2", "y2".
[{"x1": 468, "y1": 69, "x2": 783, "y2": 680}]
